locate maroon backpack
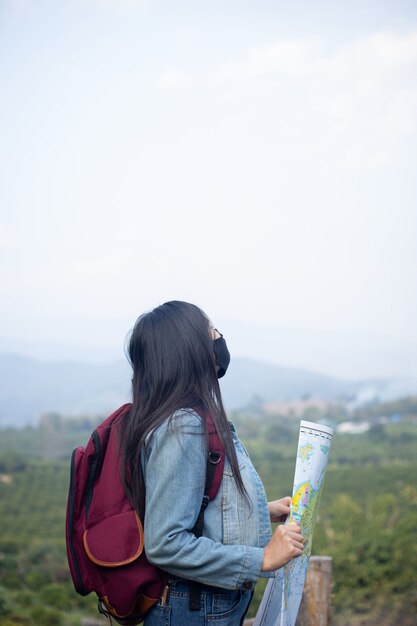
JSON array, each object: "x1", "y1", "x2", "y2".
[{"x1": 65, "y1": 404, "x2": 225, "y2": 625}]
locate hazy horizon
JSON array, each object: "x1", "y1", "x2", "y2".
[{"x1": 1, "y1": 324, "x2": 416, "y2": 381}]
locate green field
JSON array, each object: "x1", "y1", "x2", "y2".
[{"x1": 1, "y1": 402, "x2": 416, "y2": 625}]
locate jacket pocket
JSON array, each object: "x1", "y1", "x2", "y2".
[{"x1": 220, "y1": 461, "x2": 256, "y2": 545}]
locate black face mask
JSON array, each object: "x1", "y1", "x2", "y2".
[{"x1": 213, "y1": 332, "x2": 231, "y2": 378}]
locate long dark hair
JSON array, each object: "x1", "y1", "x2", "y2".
[{"x1": 119, "y1": 300, "x2": 247, "y2": 518}]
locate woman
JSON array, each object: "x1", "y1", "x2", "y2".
[{"x1": 120, "y1": 301, "x2": 303, "y2": 626}]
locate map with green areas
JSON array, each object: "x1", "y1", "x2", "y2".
[{"x1": 253, "y1": 420, "x2": 333, "y2": 626}]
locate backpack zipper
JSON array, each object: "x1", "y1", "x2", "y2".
[
  {"x1": 68, "y1": 448, "x2": 85, "y2": 595},
  {"x1": 85, "y1": 430, "x2": 101, "y2": 520}
]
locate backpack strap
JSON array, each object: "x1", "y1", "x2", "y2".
[
  {"x1": 190, "y1": 448, "x2": 222, "y2": 544},
  {"x1": 188, "y1": 414, "x2": 224, "y2": 611}
]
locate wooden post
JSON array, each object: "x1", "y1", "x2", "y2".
[
  {"x1": 295, "y1": 556, "x2": 333, "y2": 626},
  {"x1": 244, "y1": 556, "x2": 333, "y2": 626}
]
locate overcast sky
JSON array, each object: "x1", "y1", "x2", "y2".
[{"x1": 1, "y1": 0, "x2": 416, "y2": 379}]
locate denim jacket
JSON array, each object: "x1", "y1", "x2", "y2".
[{"x1": 143, "y1": 409, "x2": 273, "y2": 590}]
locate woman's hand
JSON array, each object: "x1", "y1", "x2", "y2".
[
  {"x1": 268, "y1": 497, "x2": 292, "y2": 523},
  {"x1": 261, "y1": 524, "x2": 304, "y2": 572}
]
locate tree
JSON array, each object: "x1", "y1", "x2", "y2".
[{"x1": 0, "y1": 450, "x2": 27, "y2": 473}]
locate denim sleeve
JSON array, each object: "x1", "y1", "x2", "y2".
[{"x1": 143, "y1": 409, "x2": 265, "y2": 590}]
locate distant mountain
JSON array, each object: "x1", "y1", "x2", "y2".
[
  {"x1": 220, "y1": 358, "x2": 417, "y2": 410},
  {"x1": 0, "y1": 352, "x2": 416, "y2": 427},
  {"x1": 0, "y1": 353, "x2": 131, "y2": 427}
]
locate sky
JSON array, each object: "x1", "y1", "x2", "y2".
[{"x1": 1, "y1": 0, "x2": 416, "y2": 380}]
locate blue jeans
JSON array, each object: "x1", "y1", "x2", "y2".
[{"x1": 144, "y1": 579, "x2": 253, "y2": 626}]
